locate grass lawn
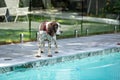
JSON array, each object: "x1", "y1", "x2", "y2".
[
  {"x1": 0, "y1": 29, "x2": 36, "y2": 44},
  {"x1": 0, "y1": 17, "x2": 119, "y2": 45}
]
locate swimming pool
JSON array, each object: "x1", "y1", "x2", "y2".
[{"x1": 0, "y1": 52, "x2": 120, "y2": 80}]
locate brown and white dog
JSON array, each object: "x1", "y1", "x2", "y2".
[{"x1": 36, "y1": 21, "x2": 62, "y2": 57}]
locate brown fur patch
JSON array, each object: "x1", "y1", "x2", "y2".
[
  {"x1": 39, "y1": 22, "x2": 46, "y2": 31},
  {"x1": 47, "y1": 22, "x2": 58, "y2": 36},
  {"x1": 39, "y1": 21, "x2": 58, "y2": 36}
]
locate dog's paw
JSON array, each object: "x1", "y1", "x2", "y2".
[
  {"x1": 55, "y1": 51, "x2": 58, "y2": 53},
  {"x1": 35, "y1": 54, "x2": 41, "y2": 57},
  {"x1": 41, "y1": 51, "x2": 44, "y2": 53},
  {"x1": 117, "y1": 43, "x2": 120, "y2": 45},
  {"x1": 48, "y1": 55, "x2": 52, "y2": 57}
]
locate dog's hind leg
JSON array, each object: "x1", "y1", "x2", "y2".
[
  {"x1": 36, "y1": 43, "x2": 42, "y2": 57},
  {"x1": 36, "y1": 35, "x2": 43, "y2": 57}
]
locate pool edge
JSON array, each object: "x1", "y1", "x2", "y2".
[{"x1": 0, "y1": 46, "x2": 120, "y2": 74}]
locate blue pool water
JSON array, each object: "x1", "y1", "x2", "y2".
[{"x1": 0, "y1": 52, "x2": 120, "y2": 80}]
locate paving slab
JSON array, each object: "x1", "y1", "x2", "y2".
[{"x1": 0, "y1": 33, "x2": 120, "y2": 67}]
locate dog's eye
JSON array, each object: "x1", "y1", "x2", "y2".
[{"x1": 55, "y1": 26, "x2": 58, "y2": 29}]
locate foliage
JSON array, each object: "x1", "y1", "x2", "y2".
[
  {"x1": 113, "y1": 0, "x2": 120, "y2": 14},
  {"x1": 104, "y1": 0, "x2": 113, "y2": 13},
  {"x1": 104, "y1": 0, "x2": 120, "y2": 14}
]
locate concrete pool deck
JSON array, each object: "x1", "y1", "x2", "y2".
[{"x1": 0, "y1": 33, "x2": 120, "y2": 68}]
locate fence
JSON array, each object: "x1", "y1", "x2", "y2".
[{"x1": 0, "y1": 12, "x2": 120, "y2": 44}]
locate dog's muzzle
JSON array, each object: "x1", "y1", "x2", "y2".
[{"x1": 56, "y1": 31, "x2": 63, "y2": 36}]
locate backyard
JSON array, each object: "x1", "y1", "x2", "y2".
[
  {"x1": 0, "y1": 0, "x2": 120, "y2": 45},
  {"x1": 0, "y1": 16, "x2": 119, "y2": 45},
  {"x1": 0, "y1": 0, "x2": 120, "y2": 80}
]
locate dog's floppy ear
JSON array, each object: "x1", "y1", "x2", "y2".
[
  {"x1": 51, "y1": 21, "x2": 58, "y2": 32},
  {"x1": 47, "y1": 22, "x2": 56, "y2": 36}
]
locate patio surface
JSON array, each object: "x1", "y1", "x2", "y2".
[{"x1": 0, "y1": 33, "x2": 120, "y2": 67}]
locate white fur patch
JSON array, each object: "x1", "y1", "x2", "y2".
[{"x1": 46, "y1": 22, "x2": 52, "y2": 29}]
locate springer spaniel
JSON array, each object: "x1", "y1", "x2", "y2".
[{"x1": 36, "y1": 21, "x2": 62, "y2": 57}]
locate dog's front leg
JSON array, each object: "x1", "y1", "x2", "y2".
[
  {"x1": 48, "y1": 41, "x2": 52, "y2": 57},
  {"x1": 53, "y1": 36, "x2": 58, "y2": 53},
  {"x1": 54, "y1": 41, "x2": 58, "y2": 53},
  {"x1": 41, "y1": 41, "x2": 45, "y2": 53}
]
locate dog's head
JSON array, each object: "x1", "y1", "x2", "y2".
[{"x1": 47, "y1": 21, "x2": 62, "y2": 36}]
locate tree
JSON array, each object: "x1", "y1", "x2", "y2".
[
  {"x1": 113, "y1": 0, "x2": 120, "y2": 14},
  {"x1": 96, "y1": 0, "x2": 98, "y2": 15},
  {"x1": 104, "y1": 0, "x2": 113, "y2": 14}
]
